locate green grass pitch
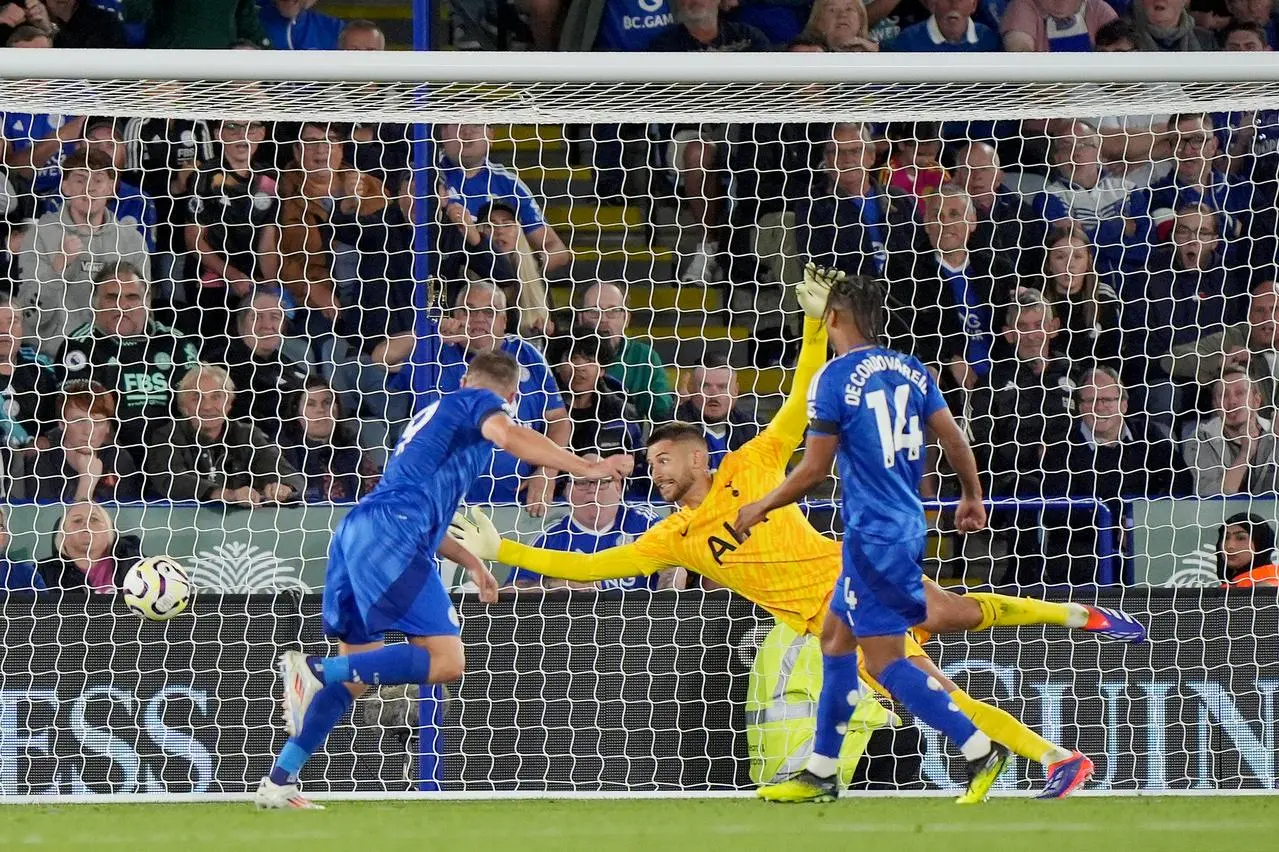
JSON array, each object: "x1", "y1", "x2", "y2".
[{"x1": 2, "y1": 797, "x2": 1276, "y2": 852}]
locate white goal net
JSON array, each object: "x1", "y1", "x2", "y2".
[{"x1": 0, "y1": 51, "x2": 1277, "y2": 798}]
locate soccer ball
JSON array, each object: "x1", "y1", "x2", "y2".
[{"x1": 121, "y1": 555, "x2": 192, "y2": 621}]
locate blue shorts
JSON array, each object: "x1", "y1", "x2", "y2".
[
  {"x1": 828, "y1": 531, "x2": 927, "y2": 638},
  {"x1": 321, "y1": 504, "x2": 461, "y2": 645}
]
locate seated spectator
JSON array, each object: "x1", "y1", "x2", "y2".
[
  {"x1": 510, "y1": 463, "x2": 665, "y2": 591},
  {"x1": 801, "y1": 0, "x2": 880, "y2": 49},
  {"x1": 1042, "y1": 229, "x2": 1122, "y2": 366},
  {"x1": 146, "y1": 362, "x2": 302, "y2": 505},
  {"x1": 433, "y1": 179, "x2": 519, "y2": 290},
  {"x1": 1094, "y1": 16, "x2": 1139, "y2": 49},
  {"x1": 477, "y1": 200, "x2": 552, "y2": 338},
  {"x1": 1221, "y1": 19, "x2": 1270, "y2": 50},
  {"x1": 1166, "y1": 279, "x2": 1279, "y2": 416},
  {"x1": 143, "y1": 0, "x2": 271, "y2": 49},
  {"x1": 338, "y1": 17, "x2": 386, "y2": 50},
  {"x1": 184, "y1": 117, "x2": 279, "y2": 338},
  {"x1": 120, "y1": 114, "x2": 213, "y2": 258},
  {"x1": 650, "y1": 0, "x2": 771, "y2": 50},
  {"x1": 1129, "y1": 0, "x2": 1215, "y2": 50},
  {"x1": 1183, "y1": 368, "x2": 1279, "y2": 496},
  {"x1": 29, "y1": 379, "x2": 142, "y2": 503},
  {"x1": 44, "y1": 0, "x2": 126, "y2": 47},
  {"x1": 578, "y1": 281, "x2": 676, "y2": 423},
  {"x1": 887, "y1": 184, "x2": 1014, "y2": 395},
  {"x1": 1000, "y1": 0, "x2": 1117, "y2": 51},
  {"x1": 548, "y1": 331, "x2": 643, "y2": 457},
  {"x1": 436, "y1": 123, "x2": 569, "y2": 276},
  {"x1": 795, "y1": 122, "x2": 912, "y2": 280},
  {"x1": 0, "y1": 505, "x2": 41, "y2": 591},
  {"x1": 1041, "y1": 366, "x2": 1186, "y2": 581},
  {"x1": 882, "y1": 121, "x2": 948, "y2": 208},
  {"x1": 58, "y1": 262, "x2": 201, "y2": 465},
  {"x1": 952, "y1": 141, "x2": 1047, "y2": 276},
  {"x1": 204, "y1": 289, "x2": 311, "y2": 441},
  {"x1": 260, "y1": 0, "x2": 342, "y2": 50},
  {"x1": 1191, "y1": 0, "x2": 1232, "y2": 38},
  {"x1": 377, "y1": 281, "x2": 570, "y2": 513},
  {"x1": 39, "y1": 501, "x2": 142, "y2": 594},
  {"x1": 5, "y1": 22, "x2": 50, "y2": 47},
  {"x1": 16, "y1": 150, "x2": 151, "y2": 355},
  {"x1": 1024, "y1": 119, "x2": 1151, "y2": 274},
  {"x1": 0, "y1": 295, "x2": 56, "y2": 453},
  {"x1": 1226, "y1": 0, "x2": 1276, "y2": 44},
  {"x1": 280, "y1": 377, "x2": 366, "y2": 503},
  {"x1": 2, "y1": 110, "x2": 82, "y2": 197},
  {"x1": 1216, "y1": 513, "x2": 1279, "y2": 587},
  {"x1": 886, "y1": 0, "x2": 1001, "y2": 52},
  {"x1": 278, "y1": 120, "x2": 414, "y2": 352},
  {"x1": 76, "y1": 117, "x2": 156, "y2": 251},
  {"x1": 675, "y1": 358, "x2": 758, "y2": 469}
]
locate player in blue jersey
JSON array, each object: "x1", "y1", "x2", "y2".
[
  {"x1": 737, "y1": 274, "x2": 1023, "y2": 805},
  {"x1": 255, "y1": 351, "x2": 630, "y2": 809}
]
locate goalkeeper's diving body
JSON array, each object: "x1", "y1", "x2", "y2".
[
  {"x1": 449, "y1": 265, "x2": 1145, "y2": 803},
  {"x1": 255, "y1": 350, "x2": 630, "y2": 810}
]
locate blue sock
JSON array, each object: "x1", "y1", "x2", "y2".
[
  {"x1": 321, "y1": 643, "x2": 432, "y2": 687},
  {"x1": 878, "y1": 657, "x2": 981, "y2": 752},
  {"x1": 268, "y1": 682, "x2": 355, "y2": 784},
  {"x1": 809, "y1": 652, "x2": 863, "y2": 774}
]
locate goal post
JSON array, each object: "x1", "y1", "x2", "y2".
[{"x1": 0, "y1": 50, "x2": 1277, "y2": 800}]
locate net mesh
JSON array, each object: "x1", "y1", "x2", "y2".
[{"x1": 0, "y1": 65, "x2": 1276, "y2": 796}]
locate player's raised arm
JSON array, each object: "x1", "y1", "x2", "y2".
[
  {"x1": 448, "y1": 507, "x2": 671, "y2": 582},
  {"x1": 926, "y1": 404, "x2": 988, "y2": 534},
  {"x1": 480, "y1": 413, "x2": 631, "y2": 482},
  {"x1": 765, "y1": 264, "x2": 839, "y2": 447}
]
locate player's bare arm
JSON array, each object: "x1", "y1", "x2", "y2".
[
  {"x1": 735, "y1": 432, "x2": 838, "y2": 536},
  {"x1": 438, "y1": 534, "x2": 498, "y2": 603},
  {"x1": 480, "y1": 413, "x2": 631, "y2": 483},
  {"x1": 925, "y1": 404, "x2": 988, "y2": 534}
]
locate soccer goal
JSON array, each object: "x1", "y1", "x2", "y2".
[{"x1": 0, "y1": 49, "x2": 1277, "y2": 801}]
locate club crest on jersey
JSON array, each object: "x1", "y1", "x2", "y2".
[{"x1": 155, "y1": 351, "x2": 172, "y2": 371}]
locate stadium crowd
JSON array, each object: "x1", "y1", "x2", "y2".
[{"x1": 0, "y1": 0, "x2": 1277, "y2": 591}]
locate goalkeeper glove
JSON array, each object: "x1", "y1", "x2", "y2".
[
  {"x1": 797, "y1": 262, "x2": 845, "y2": 320},
  {"x1": 448, "y1": 507, "x2": 501, "y2": 561}
]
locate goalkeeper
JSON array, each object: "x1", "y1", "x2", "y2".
[{"x1": 449, "y1": 265, "x2": 1145, "y2": 799}]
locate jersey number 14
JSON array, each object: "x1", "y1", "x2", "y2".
[{"x1": 865, "y1": 386, "x2": 923, "y2": 468}]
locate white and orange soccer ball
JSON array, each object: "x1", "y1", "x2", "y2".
[{"x1": 121, "y1": 555, "x2": 193, "y2": 621}]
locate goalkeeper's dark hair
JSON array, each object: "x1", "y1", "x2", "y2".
[
  {"x1": 466, "y1": 350, "x2": 520, "y2": 392},
  {"x1": 826, "y1": 274, "x2": 886, "y2": 343},
  {"x1": 647, "y1": 421, "x2": 708, "y2": 449}
]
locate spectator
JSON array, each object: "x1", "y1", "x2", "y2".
[
  {"x1": 1183, "y1": 367, "x2": 1279, "y2": 496},
  {"x1": 1129, "y1": 0, "x2": 1215, "y2": 50},
  {"x1": 1094, "y1": 16, "x2": 1139, "y2": 49},
  {"x1": 43, "y1": 0, "x2": 126, "y2": 48},
  {"x1": 675, "y1": 358, "x2": 758, "y2": 469},
  {"x1": 5, "y1": 22, "x2": 51, "y2": 47},
  {"x1": 801, "y1": 0, "x2": 878, "y2": 50},
  {"x1": 278, "y1": 120, "x2": 414, "y2": 352},
  {"x1": 887, "y1": 184, "x2": 1014, "y2": 394},
  {"x1": 28, "y1": 378, "x2": 142, "y2": 503},
  {"x1": 338, "y1": 17, "x2": 385, "y2": 50},
  {"x1": 477, "y1": 200, "x2": 552, "y2": 338},
  {"x1": 547, "y1": 331, "x2": 643, "y2": 457},
  {"x1": 281, "y1": 376, "x2": 366, "y2": 503},
  {"x1": 433, "y1": 180, "x2": 520, "y2": 293},
  {"x1": 1225, "y1": 0, "x2": 1276, "y2": 46},
  {"x1": 57, "y1": 262, "x2": 200, "y2": 466},
  {"x1": 510, "y1": 463, "x2": 665, "y2": 591},
  {"x1": 1221, "y1": 19, "x2": 1270, "y2": 50},
  {"x1": 1025, "y1": 119, "x2": 1151, "y2": 274},
  {"x1": 120, "y1": 114, "x2": 213, "y2": 256},
  {"x1": 0, "y1": 294, "x2": 56, "y2": 453},
  {"x1": 1000, "y1": 0, "x2": 1117, "y2": 51},
  {"x1": 146, "y1": 362, "x2": 302, "y2": 505},
  {"x1": 885, "y1": 0, "x2": 1001, "y2": 50},
  {"x1": 39, "y1": 501, "x2": 142, "y2": 594},
  {"x1": 377, "y1": 281, "x2": 571, "y2": 513},
  {"x1": 1215, "y1": 513, "x2": 1279, "y2": 587},
  {"x1": 795, "y1": 122, "x2": 910, "y2": 280},
  {"x1": 17, "y1": 150, "x2": 151, "y2": 355},
  {"x1": 1041, "y1": 366, "x2": 1186, "y2": 581},
  {"x1": 0, "y1": 505, "x2": 41, "y2": 591},
  {"x1": 436, "y1": 123, "x2": 569, "y2": 275},
  {"x1": 260, "y1": 0, "x2": 342, "y2": 50},
  {"x1": 75, "y1": 117, "x2": 156, "y2": 252},
  {"x1": 203, "y1": 289, "x2": 311, "y2": 441},
  {"x1": 1166, "y1": 279, "x2": 1279, "y2": 416},
  {"x1": 651, "y1": 0, "x2": 771, "y2": 49},
  {"x1": 952, "y1": 141, "x2": 1047, "y2": 276},
  {"x1": 2, "y1": 111, "x2": 84, "y2": 197},
  {"x1": 1042, "y1": 229, "x2": 1122, "y2": 366},
  {"x1": 185, "y1": 117, "x2": 280, "y2": 337},
  {"x1": 1191, "y1": 0, "x2": 1232, "y2": 37},
  {"x1": 882, "y1": 121, "x2": 948, "y2": 208},
  {"x1": 140, "y1": 0, "x2": 270, "y2": 49},
  {"x1": 578, "y1": 281, "x2": 676, "y2": 423},
  {"x1": 594, "y1": 0, "x2": 676, "y2": 49}
]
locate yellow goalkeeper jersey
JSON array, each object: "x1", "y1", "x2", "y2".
[{"x1": 496, "y1": 317, "x2": 843, "y2": 634}]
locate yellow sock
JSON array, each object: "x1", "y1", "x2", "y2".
[
  {"x1": 966, "y1": 592, "x2": 1084, "y2": 631},
  {"x1": 950, "y1": 688, "x2": 1070, "y2": 766}
]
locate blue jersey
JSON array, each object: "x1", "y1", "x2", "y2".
[
  {"x1": 808, "y1": 346, "x2": 947, "y2": 540},
  {"x1": 438, "y1": 155, "x2": 547, "y2": 235},
  {"x1": 3, "y1": 113, "x2": 75, "y2": 195},
  {"x1": 512, "y1": 505, "x2": 662, "y2": 590},
  {"x1": 595, "y1": 0, "x2": 677, "y2": 50}
]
